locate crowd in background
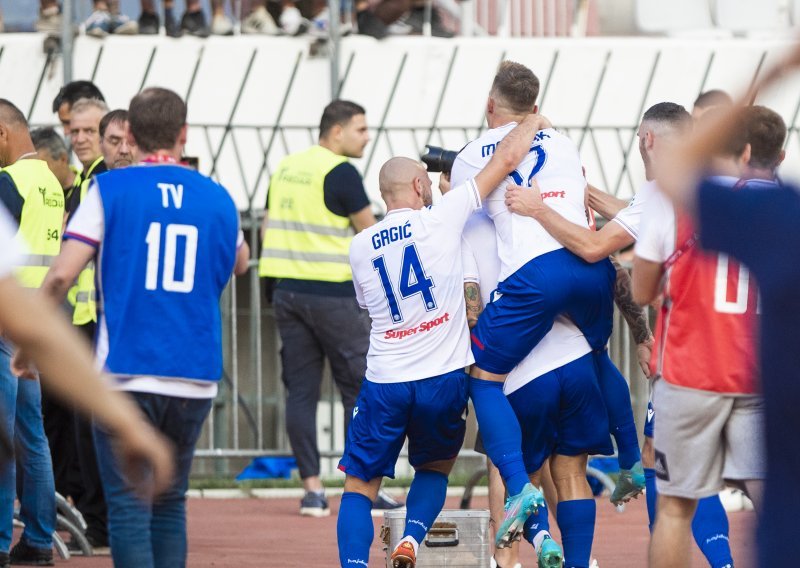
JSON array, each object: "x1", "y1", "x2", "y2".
[{"x1": 0, "y1": 0, "x2": 459, "y2": 39}]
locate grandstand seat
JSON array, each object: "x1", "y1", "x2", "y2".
[
  {"x1": 635, "y1": 0, "x2": 714, "y2": 33},
  {"x1": 714, "y1": 0, "x2": 788, "y2": 32}
]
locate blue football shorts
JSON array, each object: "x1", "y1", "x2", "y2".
[
  {"x1": 338, "y1": 369, "x2": 469, "y2": 482},
  {"x1": 506, "y1": 352, "x2": 615, "y2": 473},
  {"x1": 471, "y1": 249, "x2": 616, "y2": 375}
]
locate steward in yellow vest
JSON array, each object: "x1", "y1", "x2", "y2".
[
  {"x1": 257, "y1": 100, "x2": 379, "y2": 513},
  {"x1": 68, "y1": 155, "x2": 106, "y2": 326},
  {"x1": 259, "y1": 104, "x2": 376, "y2": 288},
  {"x1": 66, "y1": 97, "x2": 109, "y2": 327},
  {"x1": 0, "y1": 159, "x2": 64, "y2": 288}
]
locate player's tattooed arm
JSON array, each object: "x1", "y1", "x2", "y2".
[
  {"x1": 612, "y1": 257, "x2": 655, "y2": 377},
  {"x1": 612, "y1": 256, "x2": 653, "y2": 346},
  {"x1": 464, "y1": 282, "x2": 483, "y2": 329}
]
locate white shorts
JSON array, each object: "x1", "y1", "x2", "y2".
[{"x1": 653, "y1": 378, "x2": 765, "y2": 499}]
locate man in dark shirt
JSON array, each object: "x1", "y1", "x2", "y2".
[
  {"x1": 654, "y1": 42, "x2": 800, "y2": 567},
  {"x1": 259, "y1": 100, "x2": 389, "y2": 517}
]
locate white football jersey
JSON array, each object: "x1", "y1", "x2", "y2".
[
  {"x1": 351, "y1": 179, "x2": 481, "y2": 383},
  {"x1": 453, "y1": 123, "x2": 589, "y2": 281},
  {"x1": 461, "y1": 212, "x2": 591, "y2": 395},
  {"x1": 611, "y1": 180, "x2": 657, "y2": 240}
]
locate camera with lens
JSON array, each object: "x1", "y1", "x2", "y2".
[{"x1": 421, "y1": 145, "x2": 458, "y2": 175}]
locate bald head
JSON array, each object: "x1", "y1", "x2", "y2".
[
  {"x1": 0, "y1": 99, "x2": 33, "y2": 167},
  {"x1": 379, "y1": 157, "x2": 433, "y2": 210},
  {"x1": 0, "y1": 100, "x2": 28, "y2": 130}
]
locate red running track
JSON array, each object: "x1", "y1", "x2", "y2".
[{"x1": 50, "y1": 495, "x2": 755, "y2": 567}]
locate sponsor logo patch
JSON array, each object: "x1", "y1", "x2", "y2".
[{"x1": 654, "y1": 449, "x2": 670, "y2": 481}]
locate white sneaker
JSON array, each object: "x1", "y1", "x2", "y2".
[
  {"x1": 110, "y1": 14, "x2": 138, "y2": 34},
  {"x1": 211, "y1": 14, "x2": 234, "y2": 35},
  {"x1": 280, "y1": 6, "x2": 305, "y2": 35},
  {"x1": 590, "y1": 560, "x2": 600, "y2": 568},
  {"x1": 84, "y1": 9, "x2": 111, "y2": 37},
  {"x1": 242, "y1": 6, "x2": 279, "y2": 35}
]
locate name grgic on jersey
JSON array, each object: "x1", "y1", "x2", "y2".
[
  {"x1": 350, "y1": 179, "x2": 481, "y2": 383},
  {"x1": 461, "y1": 212, "x2": 590, "y2": 395},
  {"x1": 452, "y1": 123, "x2": 589, "y2": 281},
  {"x1": 66, "y1": 164, "x2": 240, "y2": 383}
]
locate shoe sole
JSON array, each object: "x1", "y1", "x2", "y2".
[
  {"x1": 495, "y1": 494, "x2": 541, "y2": 548},
  {"x1": 496, "y1": 519, "x2": 525, "y2": 549},
  {"x1": 539, "y1": 550, "x2": 564, "y2": 568},
  {"x1": 610, "y1": 485, "x2": 644, "y2": 506},
  {"x1": 391, "y1": 554, "x2": 415, "y2": 568},
  {"x1": 299, "y1": 507, "x2": 330, "y2": 518}
]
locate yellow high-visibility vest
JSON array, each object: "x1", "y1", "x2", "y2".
[
  {"x1": 71, "y1": 178, "x2": 97, "y2": 325},
  {"x1": 70, "y1": 156, "x2": 105, "y2": 326},
  {"x1": 4, "y1": 159, "x2": 64, "y2": 289},
  {"x1": 259, "y1": 145, "x2": 355, "y2": 283}
]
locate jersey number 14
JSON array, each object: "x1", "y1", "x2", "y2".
[
  {"x1": 372, "y1": 244, "x2": 437, "y2": 323},
  {"x1": 145, "y1": 222, "x2": 198, "y2": 293}
]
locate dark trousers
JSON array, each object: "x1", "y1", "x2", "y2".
[
  {"x1": 42, "y1": 322, "x2": 107, "y2": 544},
  {"x1": 273, "y1": 289, "x2": 369, "y2": 480}
]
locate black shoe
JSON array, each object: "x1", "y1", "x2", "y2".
[
  {"x1": 165, "y1": 8, "x2": 182, "y2": 37},
  {"x1": 356, "y1": 9, "x2": 387, "y2": 39},
  {"x1": 9, "y1": 541, "x2": 53, "y2": 566},
  {"x1": 137, "y1": 10, "x2": 159, "y2": 34},
  {"x1": 405, "y1": 6, "x2": 453, "y2": 37},
  {"x1": 181, "y1": 10, "x2": 209, "y2": 37},
  {"x1": 299, "y1": 491, "x2": 330, "y2": 517},
  {"x1": 370, "y1": 489, "x2": 405, "y2": 517}
]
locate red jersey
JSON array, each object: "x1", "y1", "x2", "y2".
[{"x1": 650, "y1": 212, "x2": 759, "y2": 394}]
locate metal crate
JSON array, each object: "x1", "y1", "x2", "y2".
[{"x1": 381, "y1": 509, "x2": 491, "y2": 567}]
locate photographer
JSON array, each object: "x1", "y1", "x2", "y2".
[{"x1": 420, "y1": 145, "x2": 458, "y2": 195}]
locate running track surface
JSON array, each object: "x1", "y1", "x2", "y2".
[{"x1": 52, "y1": 495, "x2": 755, "y2": 567}]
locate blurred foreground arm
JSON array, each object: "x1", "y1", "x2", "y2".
[{"x1": 0, "y1": 275, "x2": 174, "y2": 497}]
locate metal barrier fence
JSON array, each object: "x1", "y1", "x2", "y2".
[
  {"x1": 5, "y1": 30, "x2": 797, "y2": 476},
  {"x1": 193, "y1": 248, "x2": 650, "y2": 478}
]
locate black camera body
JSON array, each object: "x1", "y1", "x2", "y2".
[{"x1": 421, "y1": 145, "x2": 458, "y2": 175}]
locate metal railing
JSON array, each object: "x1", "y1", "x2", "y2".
[
  {"x1": 9, "y1": 27, "x2": 796, "y2": 476},
  {"x1": 191, "y1": 219, "x2": 651, "y2": 479}
]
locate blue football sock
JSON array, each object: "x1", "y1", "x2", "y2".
[
  {"x1": 523, "y1": 500, "x2": 550, "y2": 545},
  {"x1": 404, "y1": 470, "x2": 448, "y2": 544},
  {"x1": 469, "y1": 377, "x2": 529, "y2": 494},
  {"x1": 645, "y1": 467, "x2": 657, "y2": 532},
  {"x1": 594, "y1": 352, "x2": 641, "y2": 469},
  {"x1": 557, "y1": 499, "x2": 595, "y2": 568},
  {"x1": 337, "y1": 492, "x2": 374, "y2": 567},
  {"x1": 693, "y1": 496, "x2": 734, "y2": 568}
]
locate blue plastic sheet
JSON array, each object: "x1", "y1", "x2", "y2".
[{"x1": 236, "y1": 456, "x2": 298, "y2": 481}]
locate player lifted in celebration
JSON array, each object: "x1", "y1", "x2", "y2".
[
  {"x1": 462, "y1": 207, "x2": 616, "y2": 568},
  {"x1": 506, "y1": 102, "x2": 741, "y2": 568},
  {"x1": 451, "y1": 61, "x2": 641, "y2": 543},
  {"x1": 336, "y1": 115, "x2": 547, "y2": 568}
]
